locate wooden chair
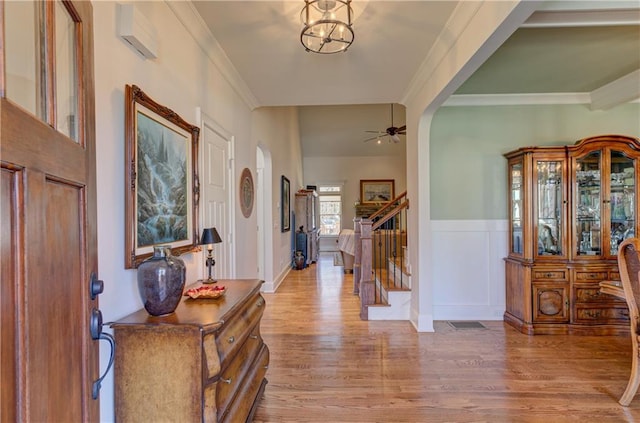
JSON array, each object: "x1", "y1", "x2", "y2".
[{"x1": 617, "y1": 238, "x2": 640, "y2": 406}]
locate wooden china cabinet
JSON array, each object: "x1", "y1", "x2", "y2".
[{"x1": 504, "y1": 135, "x2": 640, "y2": 335}]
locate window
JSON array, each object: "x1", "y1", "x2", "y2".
[
  {"x1": 318, "y1": 185, "x2": 342, "y2": 236},
  {"x1": 4, "y1": 0, "x2": 81, "y2": 142}
]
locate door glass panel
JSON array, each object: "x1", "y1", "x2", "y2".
[
  {"x1": 55, "y1": 0, "x2": 79, "y2": 142},
  {"x1": 511, "y1": 162, "x2": 523, "y2": 254},
  {"x1": 4, "y1": 0, "x2": 41, "y2": 117},
  {"x1": 610, "y1": 150, "x2": 635, "y2": 255},
  {"x1": 576, "y1": 151, "x2": 601, "y2": 256},
  {"x1": 537, "y1": 160, "x2": 562, "y2": 256}
]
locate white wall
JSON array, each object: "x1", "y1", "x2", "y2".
[
  {"x1": 403, "y1": 0, "x2": 539, "y2": 331},
  {"x1": 431, "y1": 220, "x2": 507, "y2": 320},
  {"x1": 303, "y1": 155, "x2": 407, "y2": 229},
  {"x1": 252, "y1": 106, "x2": 303, "y2": 290},
  {"x1": 427, "y1": 103, "x2": 639, "y2": 321},
  {"x1": 93, "y1": 3, "x2": 300, "y2": 421}
]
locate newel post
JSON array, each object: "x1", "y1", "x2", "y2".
[
  {"x1": 359, "y1": 218, "x2": 374, "y2": 320},
  {"x1": 353, "y1": 218, "x2": 362, "y2": 294}
]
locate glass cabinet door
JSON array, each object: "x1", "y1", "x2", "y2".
[
  {"x1": 609, "y1": 150, "x2": 635, "y2": 256},
  {"x1": 536, "y1": 159, "x2": 564, "y2": 257},
  {"x1": 510, "y1": 161, "x2": 523, "y2": 255},
  {"x1": 575, "y1": 151, "x2": 601, "y2": 256}
]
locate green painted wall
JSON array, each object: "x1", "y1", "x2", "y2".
[{"x1": 430, "y1": 103, "x2": 640, "y2": 220}]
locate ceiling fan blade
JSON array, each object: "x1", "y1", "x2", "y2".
[
  {"x1": 365, "y1": 130, "x2": 382, "y2": 133},
  {"x1": 397, "y1": 125, "x2": 406, "y2": 132},
  {"x1": 363, "y1": 135, "x2": 382, "y2": 142},
  {"x1": 390, "y1": 134, "x2": 401, "y2": 143}
]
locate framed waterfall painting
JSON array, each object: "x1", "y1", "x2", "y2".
[{"x1": 124, "y1": 84, "x2": 200, "y2": 268}]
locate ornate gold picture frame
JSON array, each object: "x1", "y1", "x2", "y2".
[{"x1": 124, "y1": 84, "x2": 200, "y2": 268}]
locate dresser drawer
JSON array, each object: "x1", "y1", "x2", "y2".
[
  {"x1": 220, "y1": 343, "x2": 270, "y2": 423},
  {"x1": 532, "y1": 268, "x2": 568, "y2": 281},
  {"x1": 203, "y1": 294, "x2": 265, "y2": 379},
  {"x1": 574, "y1": 306, "x2": 629, "y2": 324},
  {"x1": 216, "y1": 325, "x2": 264, "y2": 415}
]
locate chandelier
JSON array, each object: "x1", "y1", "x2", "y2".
[{"x1": 300, "y1": 0, "x2": 354, "y2": 54}]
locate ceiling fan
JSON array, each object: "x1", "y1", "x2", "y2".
[{"x1": 363, "y1": 104, "x2": 406, "y2": 144}]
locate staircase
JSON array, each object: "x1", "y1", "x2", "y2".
[
  {"x1": 367, "y1": 257, "x2": 411, "y2": 320},
  {"x1": 353, "y1": 192, "x2": 411, "y2": 320}
]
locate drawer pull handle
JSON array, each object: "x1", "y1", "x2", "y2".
[
  {"x1": 264, "y1": 365, "x2": 269, "y2": 370},
  {"x1": 545, "y1": 273, "x2": 553, "y2": 278},
  {"x1": 221, "y1": 377, "x2": 232, "y2": 384},
  {"x1": 249, "y1": 334, "x2": 259, "y2": 340},
  {"x1": 228, "y1": 336, "x2": 235, "y2": 344}
]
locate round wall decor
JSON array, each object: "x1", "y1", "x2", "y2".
[{"x1": 239, "y1": 168, "x2": 254, "y2": 218}]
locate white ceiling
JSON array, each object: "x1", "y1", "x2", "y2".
[
  {"x1": 192, "y1": 1, "x2": 459, "y2": 106},
  {"x1": 190, "y1": 1, "x2": 640, "y2": 157}
]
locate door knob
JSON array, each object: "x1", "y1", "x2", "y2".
[{"x1": 89, "y1": 272, "x2": 104, "y2": 300}]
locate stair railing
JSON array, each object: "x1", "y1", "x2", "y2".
[
  {"x1": 354, "y1": 193, "x2": 409, "y2": 320},
  {"x1": 368, "y1": 191, "x2": 406, "y2": 221}
]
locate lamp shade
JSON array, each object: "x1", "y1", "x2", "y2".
[{"x1": 201, "y1": 227, "x2": 222, "y2": 245}]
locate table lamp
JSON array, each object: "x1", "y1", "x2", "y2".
[{"x1": 201, "y1": 227, "x2": 222, "y2": 283}]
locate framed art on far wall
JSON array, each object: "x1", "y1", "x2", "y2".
[
  {"x1": 124, "y1": 84, "x2": 200, "y2": 269},
  {"x1": 360, "y1": 179, "x2": 395, "y2": 204},
  {"x1": 281, "y1": 175, "x2": 290, "y2": 232}
]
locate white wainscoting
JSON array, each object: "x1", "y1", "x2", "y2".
[{"x1": 431, "y1": 220, "x2": 508, "y2": 321}]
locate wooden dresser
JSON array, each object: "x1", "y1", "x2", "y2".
[{"x1": 112, "y1": 279, "x2": 269, "y2": 422}]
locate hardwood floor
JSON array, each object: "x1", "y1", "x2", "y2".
[{"x1": 253, "y1": 253, "x2": 640, "y2": 422}]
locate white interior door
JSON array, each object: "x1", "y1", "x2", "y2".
[
  {"x1": 256, "y1": 148, "x2": 265, "y2": 280},
  {"x1": 199, "y1": 110, "x2": 234, "y2": 279}
]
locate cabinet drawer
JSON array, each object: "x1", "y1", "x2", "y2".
[
  {"x1": 574, "y1": 271, "x2": 608, "y2": 281},
  {"x1": 203, "y1": 294, "x2": 265, "y2": 378},
  {"x1": 532, "y1": 269, "x2": 568, "y2": 281},
  {"x1": 609, "y1": 271, "x2": 621, "y2": 281},
  {"x1": 216, "y1": 325, "x2": 264, "y2": 415},
  {"x1": 574, "y1": 285, "x2": 626, "y2": 304},
  {"x1": 574, "y1": 306, "x2": 629, "y2": 324}
]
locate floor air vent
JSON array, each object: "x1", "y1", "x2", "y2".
[{"x1": 448, "y1": 321, "x2": 487, "y2": 329}]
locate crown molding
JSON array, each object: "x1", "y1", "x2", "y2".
[
  {"x1": 443, "y1": 93, "x2": 590, "y2": 107},
  {"x1": 522, "y1": 8, "x2": 640, "y2": 28},
  {"x1": 443, "y1": 91, "x2": 640, "y2": 107},
  {"x1": 166, "y1": 1, "x2": 259, "y2": 110},
  {"x1": 401, "y1": 1, "x2": 482, "y2": 106}
]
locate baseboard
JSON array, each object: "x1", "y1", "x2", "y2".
[
  {"x1": 261, "y1": 264, "x2": 291, "y2": 293},
  {"x1": 411, "y1": 308, "x2": 434, "y2": 332}
]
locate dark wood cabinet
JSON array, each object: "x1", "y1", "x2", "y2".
[
  {"x1": 504, "y1": 135, "x2": 639, "y2": 335},
  {"x1": 295, "y1": 189, "x2": 319, "y2": 264},
  {"x1": 112, "y1": 279, "x2": 269, "y2": 422}
]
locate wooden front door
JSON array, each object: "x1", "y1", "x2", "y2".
[{"x1": 1, "y1": 1, "x2": 99, "y2": 421}]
